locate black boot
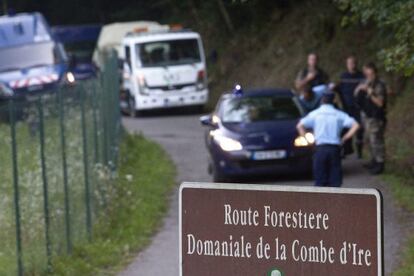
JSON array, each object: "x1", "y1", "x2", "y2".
[
  {"x1": 370, "y1": 162, "x2": 384, "y2": 175},
  {"x1": 356, "y1": 143, "x2": 363, "y2": 159}
]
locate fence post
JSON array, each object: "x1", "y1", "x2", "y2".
[
  {"x1": 80, "y1": 87, "x2": 92, "y2": 241},
  {"x1": 92, "y1": 82, "x2": 99, "y2": 164},
  {"x1": 101, "y1": 75, "x2": 109, "y2": 167},
  {"x1": 8, "y1": 99, "x2": 23, "y2": 276},
  {"x1": 37, "y1": 98, "x2": 52, "y2": 271},
  {"x1": 58, "y1": 89, "x2": 72, "y2": 253}
]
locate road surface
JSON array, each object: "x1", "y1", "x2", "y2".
[{"x1": 120, "y1": 112, "x2": 414, "y2": 276}]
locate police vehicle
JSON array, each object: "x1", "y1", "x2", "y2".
[
  {"x1": 52, "y1": 24, "x2": 101, "y2": 80},
  {"x1": 200, "y1": 86, "x2": 315, "y2": 182},
  {"x1": 0, "y1": 12, "x2": 74, "y2": 100},
  {"x1": 120, "y1": 25, "x2": 209, "y2": 114}
]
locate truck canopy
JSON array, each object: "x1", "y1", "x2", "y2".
[
  {"x1": 93, "y1": 21, "x2": 167, "y2": 68},
  {"x1": 0, "y1": 13, "x2": 52, "y2": 48}
]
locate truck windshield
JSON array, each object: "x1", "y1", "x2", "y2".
[
  {"x1": 0, "y1": 42, "x2": 64, "y2": 73},
  {"x1": 221, "y1": 96, "x2": 302, "y2": 123},
  {"x1": 136, "y1": 39, "x2": 201, "y2": 67}
]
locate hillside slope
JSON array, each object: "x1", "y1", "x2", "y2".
[{"x1": 202, "y1": 1, "x2": 402, "y2": 101}]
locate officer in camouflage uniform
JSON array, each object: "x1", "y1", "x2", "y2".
[{"x1": 355, "y1": 62, "x2": 387, "y2": 175}]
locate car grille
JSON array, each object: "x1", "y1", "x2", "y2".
[{"x1": 147, "y1": 82, "x2": 195, "y2": 91}]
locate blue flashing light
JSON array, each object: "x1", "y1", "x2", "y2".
[{"x1": 233, "y1": 84, "x2": 243, "y2": 96}]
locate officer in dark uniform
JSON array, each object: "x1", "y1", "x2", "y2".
[
  {"x1": 295, "y1": 52, "x2": 329, "y2": 92},
  {"x1": 297, "y1": 90, "x2": 360, "y2": 187},
  {"x1": 337, "y1": 55, "x2": 365, "y2": 158}
]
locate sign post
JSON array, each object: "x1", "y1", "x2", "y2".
[{"x1": 180, "y1": 183, "x2": 383, "y2": 276}]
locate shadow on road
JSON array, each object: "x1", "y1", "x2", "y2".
[
  {"x1": 225, "y1": 172, "x2": 313, "y2": 184},
  {"x1": 231, "y1": 157, "x2": 366, "y2": 185}
]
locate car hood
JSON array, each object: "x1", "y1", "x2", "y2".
[{"x1": 222, "y1": 120, "x2": 299, "y2": 149}]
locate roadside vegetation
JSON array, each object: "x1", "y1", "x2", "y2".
[
  {"x1": 0, "y1": 93, "x2": 174, "y2": 275},
  {"x1": 0, "y1": 102, "x2": 93, "y2": 275},
  {"x1": 383, "y1": 82, "x2": 414, "y2": 275},
  {"x1": 51, "y1": 133, "x2": 175, "y2": 275}
]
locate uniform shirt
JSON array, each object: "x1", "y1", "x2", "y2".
[
  {"x1": 337, "y1": 70, "x2": 364, "y2": 111},
  {"x1": 300, "y1": 104, "x2": 356, "y2": 146},
  {"x1": 355, "y1": 78, "x2": 387, "y2": 121},
  {"x1": 299, "y1": 91, "x2": 322, "y2": 113}
]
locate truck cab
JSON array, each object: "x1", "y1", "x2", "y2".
[
  {"x1": 0, "y1": 12, "x2": 73, "y2": 100},
  {"x1": 121, "y1": 27, "x2": 209, "y2": 114}
]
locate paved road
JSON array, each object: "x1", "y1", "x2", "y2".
[{"x1": 120, "y1": 112, "x2": 413, "y2": 276}]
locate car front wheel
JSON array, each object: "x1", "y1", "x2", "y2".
[{"x1": 211, "y1": 164, "x2": 231, "y2": 183}]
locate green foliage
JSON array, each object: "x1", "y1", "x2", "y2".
[
  {"x1": 50, "y1": 133, "x2": 175, "y2": 275},
  {"x1": 382, "y1": 81, "x2": 414, "y2": 275},
  {"x1": 335, "y1": 0, "x2": 414, "y2": 75},
  {"x1": 394, "y1": 236, "x2": 414, "y2": 275},
  {"x1": 382, "y1": 174, "x2": 414, "y2": 275}
]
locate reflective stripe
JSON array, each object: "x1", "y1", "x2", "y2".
[{"x1": 8, "y1": 74, "x2": 59, "y2": 88}]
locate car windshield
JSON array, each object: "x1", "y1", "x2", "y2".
[
  {"x1": 136, "y1": 39, "x2": 201, "y2": 67},
  {"x1": 0, "y1": 42, "x2": 64, "y2": 72},
  {"x1": 221, "y1": 95, "x2": 302, "y2": 123},
  {"x1": 64, "y1": 41, "x2": 96, "y2": 63}
]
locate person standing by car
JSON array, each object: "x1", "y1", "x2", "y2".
[
  {"x1": 298, "y1": 84, "x2": 323, "y2": 113},
  {"x1": 297, "y1": 90, "x2": 360, "y2": 187},
  {"x1": 355, "y1": 62, "x2": 387, "y2": 175},
  {"x1": 295, "y1": 52, "x2": 329, "y2": 93},
  {"x1": 337, "y1": 55, "x2": 365, "y2": 158}
]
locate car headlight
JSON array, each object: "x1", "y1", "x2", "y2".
[
  {"x1": 0, "y1": 83, "x2": 14, "y2": 97},
  {"x1": 211, "y1": 114, "x2": 220, "y2": 125},
  {"x1": 294, "y1": 132, "x2": 315, "y2": 147},
  {"x1": 210, "y1": 130, "x2": 242, "y2": 151},
  {"x1": 66, "y1": 72, "x2": 76, "y2": 84},
  {"x1": 137, "y1": 74, "x2": 149, "y2": 95}
]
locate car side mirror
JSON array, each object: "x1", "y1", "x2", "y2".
[{"x1": 200, "y1": 115, "x2": 215, "y2": 127}]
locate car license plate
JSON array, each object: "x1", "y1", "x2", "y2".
[{"x1": 252, "y1": 150, "x2": 287, "y2": 160}]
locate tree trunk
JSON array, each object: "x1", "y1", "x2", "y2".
[{"x1": 216, "y1": 0, "x2": 234, "y2": 34}]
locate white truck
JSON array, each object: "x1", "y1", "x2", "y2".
[{"x1": 120, "y1": 25, "x2": 209, "y2": 115}]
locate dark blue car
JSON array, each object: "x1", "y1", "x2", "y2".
[
  {"x1": 200, "y1": 88, "x2": 315, "y2": 182},
  {"x1": 52, "y1": 24, "x2": 101, "y2": 80}
]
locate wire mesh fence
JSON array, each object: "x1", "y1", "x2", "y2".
[{"x1": 0, "y1": 52, "x2": 121, "y2": 275}]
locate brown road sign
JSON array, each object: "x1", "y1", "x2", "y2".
[{"x1": 179, "y1": 183, "x2": 383, "y2": 276}]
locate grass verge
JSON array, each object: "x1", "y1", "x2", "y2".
[
  {"x1": 382, "y1": 174, "x2": 414, "y2": 275},
  {"x1": 50, "y1": 133, "x2": 176, "y2": 275}
]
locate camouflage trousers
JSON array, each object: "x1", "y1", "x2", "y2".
[{"x1": 364, "y1": 117, "x2": 386, "y2": 163}]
